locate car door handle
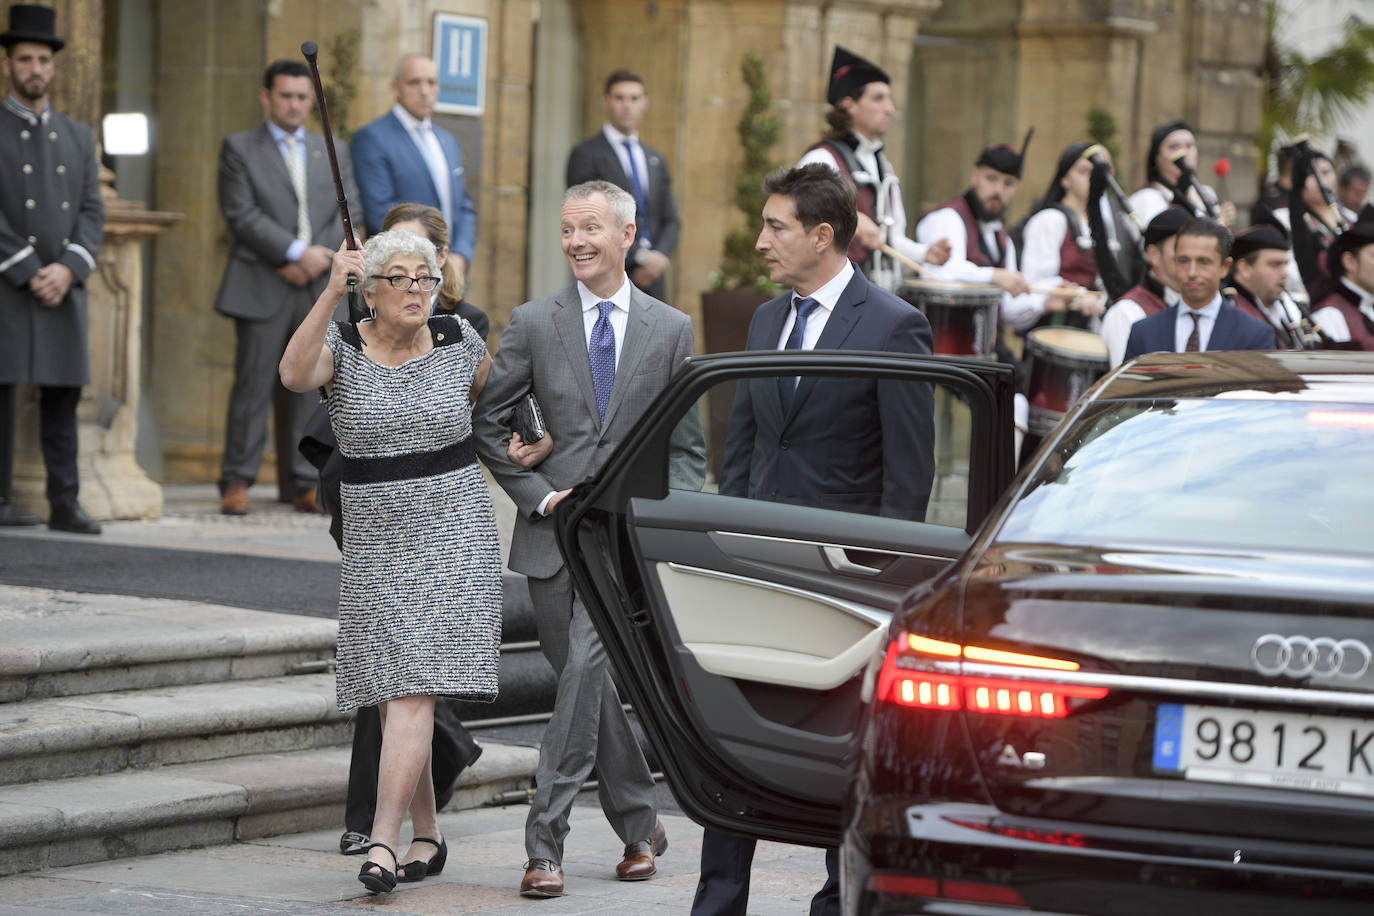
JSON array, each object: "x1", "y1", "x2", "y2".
[{"x1": 821, "y1": 546, "x2": 884, "y2": 576}]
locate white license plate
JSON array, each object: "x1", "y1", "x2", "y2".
[{"x1": 1154, "y1": 702, "x2": 1374, "y2": 797}]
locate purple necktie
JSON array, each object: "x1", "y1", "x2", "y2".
[
  {"x1": 589, "y1": 300, "x2": 617, "y2": 423},
  {"x1": 1185, "y1": 312, "x2": 1201, "y2": 352}
]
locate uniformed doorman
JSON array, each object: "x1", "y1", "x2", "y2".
[{"x1": 0, "y1": 4, "x2": 104, "y2": 533}]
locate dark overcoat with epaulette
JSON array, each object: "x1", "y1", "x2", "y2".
[{"x1": 0, "y1": 96, "x2": 105, "y2": 387}]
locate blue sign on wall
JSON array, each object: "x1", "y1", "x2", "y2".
[{"x1": 433, "y1": 14, "x2": 487, "y2": 116}]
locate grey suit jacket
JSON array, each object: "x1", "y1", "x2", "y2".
[
  {"x1": 213, "y1": 124, "x2": 360, "y2": 321},
  {"x1": 474, "y1": 283, "x2": 706, "y2": 579}
]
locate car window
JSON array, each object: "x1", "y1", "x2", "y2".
[
  {"x1": 672, "y1": 372, "x2": 976, "y2": 530},
  {"x1": 998, "y1": 398, "x2": 1374, "y2": 555}
]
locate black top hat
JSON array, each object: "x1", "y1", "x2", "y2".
[
  {"x1": 827, "y1": 46, "x2": 889, "y2": 105},
  {"x1": 1, "y1": 5, "x2": 65, "y2": 52}
]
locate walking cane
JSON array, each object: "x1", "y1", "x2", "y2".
[{"x1": 301, "y1": 41, "x2": 366, "y2": 326}]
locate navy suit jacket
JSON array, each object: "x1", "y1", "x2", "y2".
[
  {"x1": 719, "y1": 269, "x2": 936, "y2": 522},
  {"x1": 350, "y1": 111, "x2": 478, "y2": 262},
  {"x1": 1123, "y1": 300, "x2": 1277, "y2": 361}
]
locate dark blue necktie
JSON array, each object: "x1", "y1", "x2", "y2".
[
  {"x1": 621, "y1": 139, "x2": 651, "y2": 247},
  {"x1": 778, "y1": 296, "x2": 819, "y2": 414},
  {"x1": 589, "y1": 300, "x2": 617, "y2": 423}
]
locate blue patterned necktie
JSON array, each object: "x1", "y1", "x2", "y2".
[
  {"x1": 778, "y1": 296, "x2": 819, "y2": 414},
  {"x1": 589, "y1": 300, "x2": 617, "y2": 423},
  {"x1": 620, "y1": 139, "x2": 651, "y2": 247}
]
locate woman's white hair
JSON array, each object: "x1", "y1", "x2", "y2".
[{"x1": 362, "y1": 230, "x2": 439, "y2": 293}]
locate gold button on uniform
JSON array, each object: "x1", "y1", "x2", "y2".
[{"x1": 25, "y1": 199, "x2": 35, "y2": 209}]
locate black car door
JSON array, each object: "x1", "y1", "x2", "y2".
[{"x1": 556, "y1": 350, "x2": 1016, "y2": 847}]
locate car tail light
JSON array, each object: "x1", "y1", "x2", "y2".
[
  {"x1": 876, "y1": 632, "x2": 1108, "y2": 718},
  {"x1": 1307, "y1": 409, "x2": 1374, "y2": 429},
  {"x1": 866, "y1": 872, "x2": 1027, "y2": 906}
]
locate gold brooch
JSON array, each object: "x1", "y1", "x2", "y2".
[{"x1": 436, "y1": 333, "x2": 445, "y2": 341}]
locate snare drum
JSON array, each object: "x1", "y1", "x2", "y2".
[
  {"x1": 898, "y1": 280, "x2": 1000, "y2": 358},
  {"x1": 1025, "y1": 327, "x2": 1109, "y2": 437}
]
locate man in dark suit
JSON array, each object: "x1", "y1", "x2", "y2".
[
  {"x1": 214, "y1": 59, "x2": 358, "y2": 515},
  {"x1": 473, "y1": 180, "x2": 705, "y2": 898},
  {"x1": 0, "y1": 4, "x2": 104, "y2": 533},
  {"x1": 566, "y1": 69, "x2": 680, "y2": 302},
  {"x1": 1124, "y1": 217, "x2": 1276, "y2": 361},
  {"x1": 695, "y1": 163, "x2": 935, "y2": 916},
  {"x1": 351, "y1": 54, "x2": 478, "y2": 276}
]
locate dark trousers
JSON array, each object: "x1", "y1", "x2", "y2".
[
  {"x1": 343, "y1": 698, "x2": 479, "y2": 834},
  {"x1": 0, "y1": 384, "x2": 81, "y2": 506},
  {"x1": 692, "y1": 828, "x2": 839, "y2": 916}
]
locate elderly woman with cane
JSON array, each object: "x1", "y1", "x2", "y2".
[{"x1": 280, "y1": 230, "x2": 502, "y2": 894}]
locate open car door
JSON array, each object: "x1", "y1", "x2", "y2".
[{"x1": 556, "y1": 350, "x2": 1016, "y2": 847}]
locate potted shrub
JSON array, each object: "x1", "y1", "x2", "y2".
[{"x1": 701, "y1": 51, "x2": 781, "y2": 476}]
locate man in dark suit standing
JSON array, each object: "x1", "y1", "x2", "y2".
[
  {"x1": 0, "y1": 4, "x2": 104, "y2": 533},
  {"x1": 1124, "y1": 217, "x2": 1276, "y2": 361},
  {"x1": 214, "y1": 60, "x2": 359, "y2": 516},
  {"x1": 566, "y1": 69, "x2": 680, "y2": 302},
  {"x1": 695, "y1": 163, "x2": 935, "y2": 916},
  {"x1": 351, "y1": 54, "x2": 478, "y2": 277}
]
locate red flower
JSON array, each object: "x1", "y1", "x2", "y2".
[{"x1": 1213, "y1": 157, "x2": 1232, "y2": 177}]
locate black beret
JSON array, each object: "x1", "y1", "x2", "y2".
[
  {"x1": 1230, "y1": 224, "x2": 1291, "y2": 260},
  {"x1": 1143, "y1": 207, "x2": 1190, "y2": 245},
  {"x1": 1328, "y1": 220, "x2": 1374, "y2": 278}
]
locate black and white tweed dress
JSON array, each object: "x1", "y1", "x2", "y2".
[{"x1": 325, "y1": 316, "x2": 502, "y2": 712}]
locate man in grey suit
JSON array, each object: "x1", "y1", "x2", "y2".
[
  {"x1": 474, "y1": 180, "x2": 705, "y2": 898},
  {"x1": 566, "y1": 69, "x2": 680, "y2": 302},
  {"x1": 214, "y1": 59, "x2": 359, "y2": 516}
]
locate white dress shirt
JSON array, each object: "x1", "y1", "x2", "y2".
[
  {"x1": 603, "y1": 123, "x2": 651, "y2": 201},
  {"x1": 537, "y1": 275, "x2": 634, "y2": 515},
  {"x1": 1312, "y1": 278, "x2": 1374, "y2": 343},
  {"x1": 265, "y1": 121, "x2": 309, "y2": 263},
  {"x1": 392, "y1": 104, "x2": 453, "y2": 230},
  {"x1": 798, "y1": 138, "x2": 929, "y2": 266},
  {"x1": 777, "y1": 261, "x2": 852, "y2": 350},
  {"x1": 1175, "y1": 293, "x2": 1223, "y2": 352}
]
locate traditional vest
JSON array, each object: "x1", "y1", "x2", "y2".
[
  {"x1": 1315, "y1": 283, "x2": 1374, "y2": 351},
  {"x1": 1115, "y1": 275, "x2": 1170, "y2": 317},
  {"x1": 1052, "y1": 205, "x2": 1099, "y2": 288},
  {"x1": 809, "y1": 137, "x2": 878, "y2": 265},
  {"x1": 945, "y1": 192, "x2": 1006, "y2": 268}
]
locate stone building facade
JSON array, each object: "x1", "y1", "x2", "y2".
[{"x1": 4, "y1": 0, "x2": 1267, "y2": 491}]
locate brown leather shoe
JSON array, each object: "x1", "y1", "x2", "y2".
[
  {"x1": 220, "y1": 481, "x2": 249, "y2": 516},
  {"x1": 519, "y1": 858, "x2": 563, "y2": 897},
  {"x1": 615, "y1": 821, "x2": 667, "y2": 880},
  {"x1": 293, "y1": 487, "x2": 323, "y2": 514}
]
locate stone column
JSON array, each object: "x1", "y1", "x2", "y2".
[{"x1": 12, "y1": 171, "x2": 182, "y2": 520}]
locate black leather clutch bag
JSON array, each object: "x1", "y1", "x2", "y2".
[{"x1": 512, "y1": 393, "x2": 546, "y2": 444}]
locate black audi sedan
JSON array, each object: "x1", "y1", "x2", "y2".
[{"x1": 554, "y1": 349, "x2": 1374, "y2": 915}]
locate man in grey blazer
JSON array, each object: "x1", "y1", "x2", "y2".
[
  {"x1": 213, "y1": 59, "x2": 359, "y2": 515},
  {"x1": 474, "y1": 180, "x2": 705, "y2": 898}
]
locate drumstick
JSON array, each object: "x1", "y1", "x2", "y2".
[{"x1": 881, "y1": 244, "x2": 1104, "y2": 306}]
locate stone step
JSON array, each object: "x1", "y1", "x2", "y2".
[
  {"x1": 0, "y1": 741, "x2": 539, "y2": 877},
  {"x1": 0, "y1": 674, "x2": 349, "y2": 786},
  {"x1": 0, "y1": 587, "x2": 338, "y2": 704}
]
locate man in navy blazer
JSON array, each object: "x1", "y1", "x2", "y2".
[
  {"x1": 1124, "y1": 217, "x2": 1276, "y2": 361},
  {"x1": 351, "y1": 54, "x2": 478, "y2": 274},
  {"x1": 695, "y1": 164, "x2": 935, "y2": 916}
]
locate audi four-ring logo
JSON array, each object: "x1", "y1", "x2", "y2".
[{"x1": 1251, "y1": 634, "x2": 1373, "y2": 679}]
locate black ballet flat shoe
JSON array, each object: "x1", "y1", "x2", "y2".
[
  {"x1": 397, "y1": 836, "x2": 447, "y2": 882},
  {"x1": 358, "y1": 842, "x2": 398, "y2": 894}
]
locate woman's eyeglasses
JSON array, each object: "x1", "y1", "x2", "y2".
[{"x1": 371, "y1": 274, "x2": 442, "y2": 292}]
